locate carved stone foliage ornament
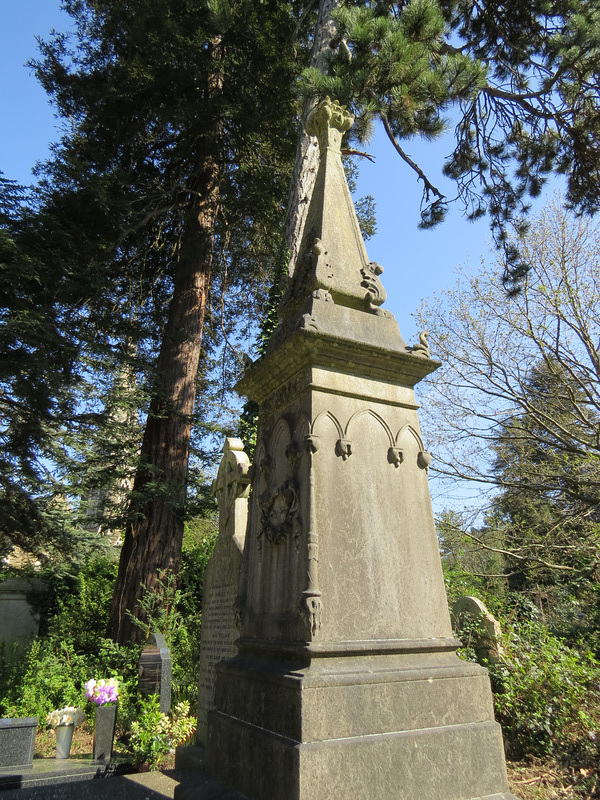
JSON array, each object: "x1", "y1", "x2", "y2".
[
  {"x1": 360, "y1": 261, "x2": 393, "y2": 318},
  {"x1": 409, "y1": 331, "x2": 431, "y2": 358},
  {"x1": 387, "y1": 446, "x2": 404, "y2": 468},
  {"x1": 302, "y1": 593, "x2": 322, "y2": 638},
  {"x1": 418, "y1": 450, "x2": 432, "y2": 470},
  {"x1": 258, "y1": 480, "x2": 301, "y2": 545},
  {"x1": 305, "y1": 96, "x2": 353, "y2": 146}
]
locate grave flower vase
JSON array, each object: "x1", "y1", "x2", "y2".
[
  {"x1": 93, "y1": 704, "x2": 117, "y2": 763},
  {"x1": 55, "y1": 724, "x2": 74, "y2": 759}
]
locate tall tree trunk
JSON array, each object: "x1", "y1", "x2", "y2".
[
  {"x1": 106, "y1": 149, "x2": 220, "y2": 645},
  {"x1": 284, "y1": 0, "x2": 340, "y2": 267}
]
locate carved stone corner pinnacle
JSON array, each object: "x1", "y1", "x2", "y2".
[
  {"x1": 305, "y1": 97, "x2": 354, "y2": 150},
  {"x1": 409, "y1": 331, "x2": 431, "y2": 359}
]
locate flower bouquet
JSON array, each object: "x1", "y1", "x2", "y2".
[
  {"x1": 46, "y1": 706, "x2": 86, "y2": 728},
  {"x1": 46, "y1": 706, "x2": 85, "y2": 759},
  {"x1": 84, "y1": 678, "x2": 119, "y2": 705}
]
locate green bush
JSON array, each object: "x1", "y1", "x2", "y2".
[
  {"x1": 0, "y1": 555, "x2": 140, "y2": 724},
  {"x1": 128, "y1": 694, "x2": 196, "y2": 769},
  {"x1": 489, "y1": 620, "x2": 600, "y2": 762}
]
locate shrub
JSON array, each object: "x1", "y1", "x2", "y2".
[
  {"x1": 489, "y1": 621, "x2": 600, "y2": 762},
  {"x1": 128, "y1": 694, "x2": 196, "y2": 769}
]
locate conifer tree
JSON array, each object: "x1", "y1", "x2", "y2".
[
  {"x1": 305, "y1": 0, "x2": 600, "y2": 289},
  {"x1": 20, "y1": 0, "x2": 312, "y2": 642}
]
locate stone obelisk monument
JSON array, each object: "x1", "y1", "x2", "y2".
[{"x1": 207, "y1": 98, "x2": 516, "y2": 800}]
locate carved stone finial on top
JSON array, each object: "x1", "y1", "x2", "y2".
[{"x1": 305, "y1": 96, "x2": 354, "y2": 152}]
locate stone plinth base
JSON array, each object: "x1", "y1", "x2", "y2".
[{"x1": 207, "y1": 646, "x2": 518, "y2": 800}]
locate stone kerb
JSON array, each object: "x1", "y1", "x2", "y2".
[{"x1": 196, "y1": 438, "x2": 250, "y2": 747}]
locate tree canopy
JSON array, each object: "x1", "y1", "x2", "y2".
[
  {"x1": 306, "y1": 0, "x2": 600, "y2": 288},
  {"x1": 418, "y1": 199, "x2": 600, "y2": 598}
]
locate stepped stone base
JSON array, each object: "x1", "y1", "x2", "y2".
[{"x1": 207, "y1": 647, "x2": 518, "y2": 800}]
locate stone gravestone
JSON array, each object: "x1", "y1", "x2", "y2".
[
  {"x1": 452, "y1": 595, "x2": 504, "y2": 664},
  {"x1": 0, "y1": 579, "x2": 45, "y2": 647},
  {"x1": 196, "y1": 438, "x2": 250, "y2": 747},
  {"x1": 0, "y1": 718, "x2": 38, "y2": 769},
  {"x1": 206, "y1": 98, "x2": 517, "y2": 800},
  {"x1": 138, "y1": 632, "x2": 172, "y2": 713}
]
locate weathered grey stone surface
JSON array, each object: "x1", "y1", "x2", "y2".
[
  {"x1": 452, "y1": 595, "x2": 505, "y2": 664},
  {"x1": 139, "y1": 632, "x2": 172, "y2": 713},
  {"x1": 0, "y1": 580, "x2": 45, "y2": 646},
  {"x1": 93, "y1": 704, "x2": 118, "y2": 763},
  {"x1": 0, "y1": 718, "x2": 37, "y2": 769},
  {"x1": 206, "y1": 98, "x2": 517, "y2": 800},
  {"x1": 196, "y1": 438, "x2": 250, "y2": 748}
]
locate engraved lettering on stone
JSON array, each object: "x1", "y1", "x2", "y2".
[{"x1": 261, "y1": 371, "x2": 310, "y2": 417}]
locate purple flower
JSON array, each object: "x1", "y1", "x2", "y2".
[{"x1": 84, "y1": 677, "x2": 119, "y2": 705}]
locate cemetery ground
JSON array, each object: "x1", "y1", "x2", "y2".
[{"x1": 2, "y1": 521, "x2": 600, "y2": 797}]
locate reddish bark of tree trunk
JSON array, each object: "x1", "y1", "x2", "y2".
[{"x1": 106, "y1": 154, "x2": 219, "y2": 645}]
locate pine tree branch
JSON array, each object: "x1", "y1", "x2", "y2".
[{"x1": 380, "y1": 113, "x2": 444, "y2": 201}]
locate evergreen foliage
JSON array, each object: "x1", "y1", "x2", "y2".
[{"x1": 303, "y1": 0, "x2": 600, "y2": 289}]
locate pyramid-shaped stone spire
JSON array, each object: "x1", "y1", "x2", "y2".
[{"x1": 282, "y1": 97, "x2": 392, "y2": 317}]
